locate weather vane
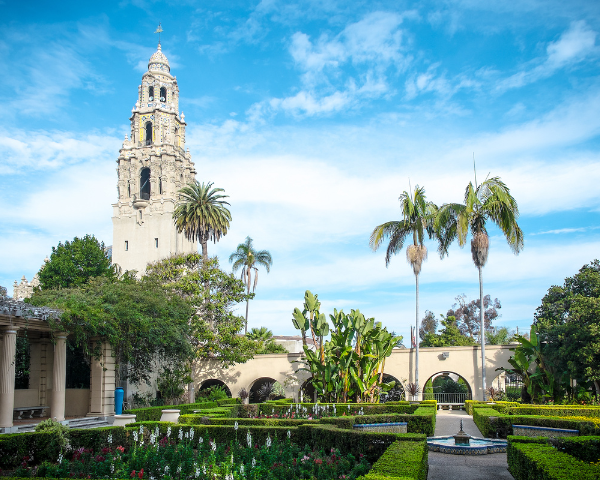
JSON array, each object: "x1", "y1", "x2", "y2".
[{"x1": 154, "y1": 23, "x2": 163, "y2": 45}]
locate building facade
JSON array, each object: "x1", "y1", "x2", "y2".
[{"x1": 112, "y1": 42, "x2": 197, "y2": 275}]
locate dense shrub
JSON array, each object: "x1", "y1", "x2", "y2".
[
  {"x1": 464, "y1": 400, "x2": 520, "y2": 415},
  {"x1": 180, "y1": 416, "x2": 316, "y2": 427},
  {"x1": 508, "y1": 406, "x2": 600, "y2": 418},
  {"x1": 319, "y1": 413, "x2": 435, "y2": 436},
  {"x1": 473, "y1": 408, "x2": 599, "y2": 438},
  {"x1": 257, "y1": 403, "x2": 417, "y2": 417},
  {"x1": 357, "y1": 440, "x2": 428, "y2": 480},
  {"x1": 552, "y1": 436, "x2": 600, "y2": 464},
  {"x1": 124, "y1": 400, "x2": 219, "y2": 421},
  {"x1": 507, "y1": 439, "x2": 600, "y2": 479}
]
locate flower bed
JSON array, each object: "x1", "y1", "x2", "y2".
[{"x1": 10, "y1": 426, "x2": 371, "y2": 480}]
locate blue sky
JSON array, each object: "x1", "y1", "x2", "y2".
[{"x1": 2, "y1": 0, "x2": 600, "y2": 344}]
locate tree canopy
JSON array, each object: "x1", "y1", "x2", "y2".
[
  {"x1": 533, "y1": 259, "x2": 600, "y2": 396},
  {"x1": 447, "y1": 294, "x2": 501, "y2": 340},
  {"x1": 420, "y1": 315, "x2": 477, "y2": 347},
  {"x1": 144, "y1": 253, "x2": 257, "y2": 366},
  {"x1": 38, "y1": 235, "x2": 115, "y2": 290},
  {"x1": 29, "y1": 276, "x2": 194, "y2": 385}
]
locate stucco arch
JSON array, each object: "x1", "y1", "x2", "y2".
[
  {"x1": 249, "y1": 376, "x2": 282, "y2": 404},
  {"x1": 198, "y1": 379, "x2": 231, "y2": 398},
  {"x1": 422, "y1": 371, "x2": 473, "y2": 401}
]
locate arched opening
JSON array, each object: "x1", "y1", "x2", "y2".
[
  {"x1": 160, "y1": 87, "x2": 167, "y2": 102},
  {"x1": 198, "y1": 379, "x2": 232, "y2": 398},
  {"x1": 249, "y1": 377, "x2": 284, "y2": 403},
  {"x1": 380, "y1": 374, "x2": 404, "y2": 403},
  {"x1": 127, "y1": 182, "x2": 131, "y2": 197},
  {"x1": 423, "y1": 371, "x2": 472, "y2": 406},
  {"x1": 148, "y1": 86, "x2": 154, "y2": 101},
  {"x1": 299, "y1": 378, "x2": 316, "y2": 402},
  {"x1": 159, "y1": 177, "x2": 163, "y2": 195},
  {"x1": 174, "y1": 127, "x2": 180, "y2": 147},
  {"x1": 144, "y1": 122, "x2": 152, "y2": 146},
  {"x1": 490, "y1": 371, "x2": 524, "y2": 402},
  {"x1": 140, "y1": 168, "x2": 151, "y2": 200}
]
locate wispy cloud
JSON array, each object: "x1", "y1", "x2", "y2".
[{"x1": 497, "y1": 21, "x2": 598, "y2": 91}]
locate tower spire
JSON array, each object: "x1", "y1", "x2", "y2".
[{"x1": 154, "y1": 23, "x2": 163, "y2": 46}]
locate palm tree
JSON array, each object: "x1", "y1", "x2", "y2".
[
  {"x1": 229, "y1": 237, "x2": 273, "y2": 334},
  {"x1": 246, "y1": 326, "x2": 274, "y2": 342},
  {"x1": 436, "y1": 176, "x2": 523, "y2": 399},
  {"x1": 173, "y1": 181, "x2": 232, "y2": 260},
  {"x1": 370, "y1": 185, "x2": 438, "y2": 393}
]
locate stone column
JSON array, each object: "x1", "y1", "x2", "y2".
[
  {"x1": 0, "y1": 327, "x2": 18, "y2": 428},
  {"x1": 50, "y1": 333, "x2": 67, "y2": 421}
]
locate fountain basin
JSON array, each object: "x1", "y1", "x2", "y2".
[{"x1": 427, "y1": 436, "x2": 507, "y2": 455}]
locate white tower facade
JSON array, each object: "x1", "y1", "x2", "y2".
[{"x1": 112, "y1": 43, "x2": 197, "y2": 275}]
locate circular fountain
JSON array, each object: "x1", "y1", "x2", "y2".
[{"x1": 427, "y1": 420, "x2": 507, "y2": 455}]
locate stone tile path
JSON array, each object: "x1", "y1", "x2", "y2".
[{"x1": 427, "y1": 409, "x2": 515, "y2": 480}]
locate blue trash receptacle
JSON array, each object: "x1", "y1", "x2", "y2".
[{"x1": 115, "y1": 388, "x2": 124, "y2": 415}]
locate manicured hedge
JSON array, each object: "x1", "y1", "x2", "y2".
[
  {"x1": 179, "y1": 415, "x2": 317, "y2": 427},
  {"x1": 473, "y1": 407, "x2": 598, "y2": 438},
  {"x1": 357, "y1": 440, "x2": 428, "y2": 480},
  {"x1": 508, "y1": 406, "x2": 600, "y2": 418},
  {"x1": 464, "y1": 400, "x2": 520, "y2": 415},
  {"x1": 552, "y1": 436, "x2": 600, "y2": 464},
  {"x1": 319, "y1": 413, "x2": 435, "y2": 436},
  {"x1": 123, "y1": 400, "x2": 219, "y2": 422},
  {"x1": 507, "y1": 439, "x2": 600, "y2": 480},
  {"x1": 216, "y1": 398, "x2": 241, "y2": 406},
  {"x1": 297, "y1": 424, "x2": 426, "y2": 463},
  {"x1": 257, "y1": 402, "x2": 418, "y2": 417}
]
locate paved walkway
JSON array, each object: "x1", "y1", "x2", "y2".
[{"x1": 427, "y1": 409, "x2": 514, "y2": 480}]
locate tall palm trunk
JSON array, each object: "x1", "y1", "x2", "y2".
[
  {"x1": 245, "y1": 279, "x2": 250, "y2": 335},
  {"x1": 479, "y1": 265, "x2": 486, "y2": 400},
  {"x1": 201, "y1": 240, "x2": 208, "y2": 260},
  {"x1": 415, "y1": 272, "x2": 420, "y2": 398}
]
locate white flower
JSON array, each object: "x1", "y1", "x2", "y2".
[
  {"x1": 203, "y1": 465, "x2": 206, "y2": 474},
  {"x1": 185, "y1": 431, "x2": 189, "y2": 440},
  {"x1": 155, "y1": 426, "x2": 159, "y2": 437},
  {"x1": 177, "y1": 466, "x2": 182, "y2": 473},
  {"x1": 231, "y1": 454, "x2": 234, "y2": 464},
  {"x1": 252, "y1": 458, "x2": 256, "y2": 467},
  {"x1": 107, "y1": 433, "x2": 113, "y2": 444},
  {"x1": 266, "y1": 435, "x2": 272, "y2": 448},
  {"x1": 167, "y1": 426, "x2": 171, "y2": 438},
  {"x1": 195, "y1": 467, "x2": 200, "y2": 478},
  {"x1": 287, "y1": 430, "x2": 291, "y2": 439},
  {"x1": 58, "y1": 453, "x2": 63, "y2": 464},
  {"x1": 139, "y1": 425, "x2": 144, "y2": 435},
  {"x1": 234, "y1": 421, "x2": 238, "y2": 431},
  {"x1": 199, "y1": 436, "x2": 204, "y2": 444},
  {"x1": 178, "y1": 428, "x2": 183, "y2": 440},
  {"x1": 240, "y1": 464, "x2": 245, "y2": 475},
  {"x1": 110, "y1": 463, "x2": 114, "y2": 474},
  {"x1": 246, "y1": 431, "x2": 252, "y2": 447},
  {"x1": 150, "y1": 433, "x2": 156, "y2": 445},
  {"x1": 164, "y1": 465, "x2": 169, "y2": 474},
  {"x1": 210, "y1": 440, "x2": 216, "y2": 452},
  {"x1": 133, "y1": 431, "x2": 138, "y2": 442},
  {"x1": 190, "y1": 427, "x2": 195, "y2": 440}
]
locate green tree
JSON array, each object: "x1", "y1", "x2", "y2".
[
  {"x1": 29, "y1": 276, "x2": 194, "y2": 385},
  {"x1": 229, "y1": 237, "x2": 273, "y2": 334},
  {"x1": 246, "y1": 327, "x2": 288, "y2": 354},
  {"x1": 448, "y1": 294, "x2": 501, "y2": 340},
  {"x1": 420, "y1": 315, "x2": 477, "y2": 347},
  {"x1": 145, "y1": 253, "x2": 257, "y2": 366},
  {"x1": 38, "y1": 235, "x2": 115, "y2": 290},
  {"x1": 533, "y1": 259, "x2": 600, "y2": 397},
  {"x1": 419, "y1": 310, "x2": 438, "y2": 340},
  {"x1": 370, "y1": 185, "x2": 438, "y2": 390},
  {"x1": 486, "y1": 326, "x2": 514, "y2": 345},
  {"x1": 173, "y1": 181, "x2": 232, "y2": 260},
  {"x1": 436, "y1": 176, "x2": 523, "y2": 398}
]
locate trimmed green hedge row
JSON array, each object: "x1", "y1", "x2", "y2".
[
  {"x1": 507, "y1": 438, "x2": 600, "y2": 480},
  {"x1": 123, "y1": 400, "x2": 219, "y2": 422},
  {"x1": 509, "y1": 435, "x2": 600, "y2": 464},
  {"x1": 357, "y1": 440, "x2": 428, "y2": 480},
  {"x1": 508, "y1": 406, "x2": 600, "y2": 418},
  {"x1": 473, "y1": 407, "x2": 599, "y2": 438},
  {"x1": 464, "y1": 400, "x2": 520, "y2": 415},
  {"x1": 256, "y1": 402, "x2": 418, "y2": 417},
  {"x1": 180, "y1": 416, "x2": 317, "y2": 427}
]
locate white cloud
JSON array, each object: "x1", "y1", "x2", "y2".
[{"x1": 498, "y1": 21, "x2": 598, "y2": 91}]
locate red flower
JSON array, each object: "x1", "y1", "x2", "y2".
[
  {"x1": 117, "y1": 446, "x2": 125, "y2": 453},
  {"x1": 314, "y1": 458, "x2": 323, "y2": 465},
  {"x1": 138, "y1": 468, "x2": 144, "y2": 478},
  {"x1": 130, "y1": 470, "x2": 136, "y2": 478}
]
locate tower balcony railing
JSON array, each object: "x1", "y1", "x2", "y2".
[{"x1": 139, "y1": 192, "x2": 150, "y2": 200}]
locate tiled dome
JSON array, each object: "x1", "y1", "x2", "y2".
[{"x1": 148, "y1": 43, "x2": 170, "y2": 73}]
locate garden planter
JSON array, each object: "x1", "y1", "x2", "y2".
[
  {"x1": 160, "y1": 409, "x2": 180, "y2": 423},
  {"x1": 113, "y1": 414, "x2": 136, "y2": 427}
]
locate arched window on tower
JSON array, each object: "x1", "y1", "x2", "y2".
[
  {"x1": 159, "y1": 177, "x2": 163, "y2": 195},
  {"x1": 127, "y1": 182, "x2": 131, "y2": 197},
  {"x1": 148, "y1": 86, "x2": 154, "y2": 101},
  {"x1": 145, "y1": 122, "x2": 152, "y2": 146},
  {"x1": 140, "y1": 168, "x2": 151, "y2": 200},
  {"x1": 174, "y1": 127, "x2": 180, "y2": 147},
  {"x1": 160, "y1": 87, "x2": 167, "y2": 102}
]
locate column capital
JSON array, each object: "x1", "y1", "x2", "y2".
[
  {"x1": 0, "y1": 326, "x2": 18, "y2": 335},
  {"x1": 53, "y1": 332, "x2": 68, "y2": 340}
]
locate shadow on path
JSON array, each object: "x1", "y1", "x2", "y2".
[{"x1": 427, "y1": 410, "x2": 514, "y2": 480}]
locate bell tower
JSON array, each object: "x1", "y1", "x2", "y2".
[{"x1": 112, "y1": 41, "x2": 197, "y2": 275}]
